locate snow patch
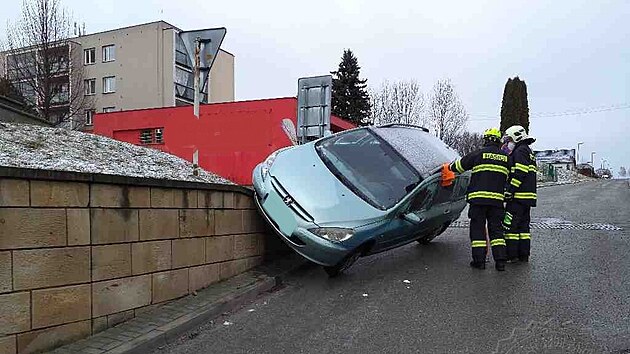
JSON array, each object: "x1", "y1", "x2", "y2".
[{"x1": 0, "y1": 123, "x2": 234, "y2": 184}]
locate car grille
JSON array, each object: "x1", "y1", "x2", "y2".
[{"x1": 270, "y1": 177, "x2": 314, "y2": 222}]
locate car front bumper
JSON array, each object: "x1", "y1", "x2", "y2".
[{"x1": 252, "y1": 166, "x2": 350, "y2": 266}]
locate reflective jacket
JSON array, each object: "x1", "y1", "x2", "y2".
[
  {"x1": 450, "y1": 142, "x2": 509, "y2": 207},
  {"x1": 507, "y1": 142, "x2": 537, "y2": 207}
]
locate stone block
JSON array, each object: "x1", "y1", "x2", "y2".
[
  {"x1": 92, "y1": 316, "x2": 108, "y2": 334},
  {"x1": 215, "y1": 210, "x2": 243, "y2": 235},
  {"x1": 0, "y1": 208, "x2": 66, "y2": 249},
  {"x1": 131, "y1": 241, "x2": 171, "y2": 275},
  {"x1": 32, "y1": 284, "x2": 91, "y2": 329},
  {"x1": 0, "y1": 179, "x2": 29, "y2": 206},
  {"x1": 92, "y1": 244, "x2": 132, "y2": 281},
  {"x1": 197, "y1": 190, "x2": 223, "y2": 208},
  {"x1": 30, "y1": 181, "x2": 88, "y2": 207},
  {"x1": 189, "y1": 263, "x2": 220, "y2": 292},
  {"x1": 92, "y1": 275, "x2": 151, "y2": 317},
  {"x1": 0, "y1": 292, "x2": 30, "y2": 335},
  {"x1": 242, "y1": 209, "x2": 266, "y2": 233},
  {"x1": 219, "y1": 259, "x2": 249, "y2": 281},
  {"x1": 90, "y1": 184, "x2": 150, "y2": 208},
  {"x1": 107, "y1": 309, "x2": 135, "y2": 327},
  {"x1": 152, "y1": 269, "x2": 189, "y2": 303},
  {"x1": 206, "y1": 236, "x2": 234, "y2": 263},
  {"x1": 139, "y1": 209, "x2": 179, "y2": 240},
  {"x1": 179, "y1": 209, "x2": 214, "y2": 237},
  {"x1": 246, "y1": 256, "x2": 264, "y2": 269},
  {"x1": 150, "y1": 188, "x2": 197, "y2": 208},
  {"x1": 223, "y1": 192, "x2": 236, "y2": 209},
  {"x1": 91, "y1": 209, "x2": 139, "y2": 244},
  {"x1": 17, "y1": 320, "x2": 91, "y2": 354},
  {"x1": 235, "y1": 193, "x2": 255, "y2": 209},
  {"x1": 67, "y1": 209, "x2": 90, "y2": 245},
  {"x1": 0, "y1": 335, "x2": 16, "y2": 354},
  {"x1": 0, "y1": 251, "x2": 11, "y2": 293},
  {"x1": 13, "y1": 247, "x2": 90, "y2": 290},
  {"x1": 172, "y1": 238, "x2": 205, "y2": 268},
  {"x1": 234, "y1": 234, "x2": 262, "y2": 259}
]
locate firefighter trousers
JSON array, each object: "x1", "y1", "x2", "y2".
[
  {"x1": 468, "y1": 204, "x2": 506, "y2": 263},
  {"x1": 504, "y1": 201, "x2": 531, "y2": 259}
]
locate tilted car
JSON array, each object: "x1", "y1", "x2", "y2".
[{"x1": 252, "y1": 124, "x2": 471, "y2": 276}]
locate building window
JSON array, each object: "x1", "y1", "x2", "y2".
[
  {"x1": 140, "y1": 128, "x2": 164, "y2": 144},
  {"x1": 103, "y1": 76, "x2": 116, "y2": 93},
  {"x1": 84, "y1": 78, "x2": 96, "y2": 95},
  {"x1": 102, "y1": 45, "x2": 115, "y2": 62},
  {"x1": 85, "y1": 109, "x2": 95, "y2": 125},
  {"x1": 103, "y1": 107, "x2": 116, "y2": 113},
  {"x1": 84, "y1": 48, "x2": 95, "y2": 65}
]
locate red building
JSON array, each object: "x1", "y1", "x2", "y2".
[{"x1": 92, "y1": 97, "x2": 355, "y2": 185}]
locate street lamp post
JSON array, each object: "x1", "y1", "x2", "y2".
[
  {"x1": 590, "y1": 152, "x2": 596, "y2": 165},
  {"x1": 577, "y1": 142, "x2": 584, "y2": 164}
]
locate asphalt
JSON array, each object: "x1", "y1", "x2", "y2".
[{"x1": 154, "y1": 179, "x2": 630, "y2": 354}]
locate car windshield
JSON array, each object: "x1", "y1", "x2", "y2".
[{"x1": 315, "y1": 128, "x2": 421, "y2": 210}]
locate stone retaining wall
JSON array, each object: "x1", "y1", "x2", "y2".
[{"x1": 0, "y1": 168, "x2": 268, "y2": 354}]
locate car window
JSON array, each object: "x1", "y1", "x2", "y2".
[
  {"x1": 408, "y1": 179, "x2": 439, "y2": 213},
  {"x1": 453, "y1": 175, "x2": 470, "y2": 199},
  {"x1": 432, "y1": 184, "x2": 454, "y2": 205}
]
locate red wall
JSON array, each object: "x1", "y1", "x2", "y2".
[{"x1": 92, "y1": 97, "x2": 354, "y2": 185}]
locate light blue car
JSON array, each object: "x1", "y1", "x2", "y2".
[{"x1": 252, "y1": 124, "x2": 471, "y2": 277}]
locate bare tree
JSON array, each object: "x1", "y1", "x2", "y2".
[
  {"x1": 428, "y1": 79, "x2": 468, "y2": 147},
  {"x1": 3, "y1": 0, "x2": 91, "y2": 128},
  {"x1": 368, "y1": 79, "x2": 427, "y2": 127},
  {"x1": 451, "y1": 131, "x2": 484, "y2": 156}
]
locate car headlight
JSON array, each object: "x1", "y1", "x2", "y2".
[
  {"x1": 261, "y1": 147, "x2": 291, "y2": 179},
  {"x1": 308, "y1": 227, "x2": 354, "y2": 242}
]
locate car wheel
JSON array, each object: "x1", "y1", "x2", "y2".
[
  {"x1": 417, "y1": 223, "x2": 449, "y2": 245},
  {"x1": 323, "y1": 248, "x2": 362, "y2": 278}
]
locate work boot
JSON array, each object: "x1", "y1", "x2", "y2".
[
  {"x1": 495, "y1": 261, "x2": 506, "y2": 271},
  {"x1": 470, "y1": 261, "x2": 486, "y2": 270},
  {"x1": 519, "y1": 255, "x2": 529, "y2": 263}
]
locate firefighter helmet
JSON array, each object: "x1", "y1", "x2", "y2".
[
  {"x1": 483, "y1": 128, "x2": 502, "y2": 142},
  {"x1": 505, "y1": 125, "x2": 535, "y2": 143}
]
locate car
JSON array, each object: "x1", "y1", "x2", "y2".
[{"x1": 252, "y1": 123, "x2": 471, "y2": 277}]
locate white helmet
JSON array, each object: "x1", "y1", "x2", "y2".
[{"x1": 504, "y1": 125, "x2": 535, "y2": 144}]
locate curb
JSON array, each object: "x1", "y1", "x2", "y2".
[
  {"x1": 111, "y1": 276, "x2": 277, "y2": 354},
  {"x1": 49, "y1": 272, "x2": 278, "y2": 354}
]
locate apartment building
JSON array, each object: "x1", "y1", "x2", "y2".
[{"x1": 1, "y1": 20, "x2": 235, "y2": 127}]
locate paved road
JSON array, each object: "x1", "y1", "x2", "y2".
[{"x1": 156, "y1": 180, "x2": 630, "y2": 353}]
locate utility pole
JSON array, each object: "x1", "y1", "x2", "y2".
[
  {"x1": 193, "y1": 37, "x2": 201, "y2": 119},
  {"x1": 590, "y1": 152, "x2": 596, "y2": 166},
  {"x1": 577, "y1": 142, "x2": 583, "y2": 164}
]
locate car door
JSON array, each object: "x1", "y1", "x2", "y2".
[{"x1": 375, "y1": 175, "x2": 442, "y2": 250}]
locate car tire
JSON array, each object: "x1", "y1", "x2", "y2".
[
  {"x1": 417, "y1": 223, "x2": 449, "y2": 245},
  {"x1": 323, "y1": 248, "x2": 362, "y2": 278}
]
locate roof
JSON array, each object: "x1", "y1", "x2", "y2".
[{"x1": 371, "y1": 124, "x2": 459, "y2": 178}]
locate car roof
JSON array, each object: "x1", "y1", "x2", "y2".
[{"x1": 369, "y1": 124, "x2": 460, "y2": 178}]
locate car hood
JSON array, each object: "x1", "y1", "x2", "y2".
[{"x1": 269, "y1": 144, "x2": 385, "y2": 225}]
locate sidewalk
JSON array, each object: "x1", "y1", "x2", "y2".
[{"x1": 48, "y1": 255, "x2": 307, "y2": 354}]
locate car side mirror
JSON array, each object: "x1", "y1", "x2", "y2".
[{"x1": 402, "y1": 212, "x2": 422, "y2": 225}]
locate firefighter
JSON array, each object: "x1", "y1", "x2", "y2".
[
  {"x1": 502, "y1": 125, "x2": 537, "y2": 263},
  {"x1": 449, "y1": 128, "x2": 509, "y2": 271}
]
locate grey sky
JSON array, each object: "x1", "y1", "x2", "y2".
[{"x1": 2, "y1": 0, "x2": 629, "y2": 173}]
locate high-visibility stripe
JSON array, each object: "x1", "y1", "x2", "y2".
[
  {"x1": 471, "y1": 240, "x2": 487, "y2": 247},
  {"x1": 472, "y1": 164, "x2": 509, "y2": 175},
  {"x1": 510, "y1": 179, "x2": 522, "y2": 187},
  {"x1": 514, "y1": 192, "x2": 537, "y2": 200},
  {"x1": 455, "y1": 159, "x2": 465, "y2": 173},
  {"x1": 514, "y1": 163, "x2": 529, "y2": 173},
  {"x1": 520, "y1": 233, "x2": 531, "y2": 240},
  {"x1": 490, "y1": 239, "x2": 506, "y2": 247},
  {"x1": 468, "y1": 191, "x2": 504, "y2": 201},
  {"x1": 504, "y1": 233, "x2": 519, "y2": 240},
  {"x1": 529, "y1": 165, "x2": 538, "y2": 172}
]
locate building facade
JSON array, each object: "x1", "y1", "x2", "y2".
[{"x1": 1, "y1": 21, "x2": 235, "y2": 127}]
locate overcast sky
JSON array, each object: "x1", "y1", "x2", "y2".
[{"x1": 2, "y1": 0, "x2": 629, "y2": 174}]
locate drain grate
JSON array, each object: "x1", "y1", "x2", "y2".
[{"x1": 449, "y1": 219, "x2": 623, "y2": 231}]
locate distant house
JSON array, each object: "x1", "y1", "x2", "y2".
[
  {"x1": 576, "y1": 163, "x2": 595, "y2": 177},
  {"x1": 534, "y1": 149, "x2": 576, "y2": 171}
]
